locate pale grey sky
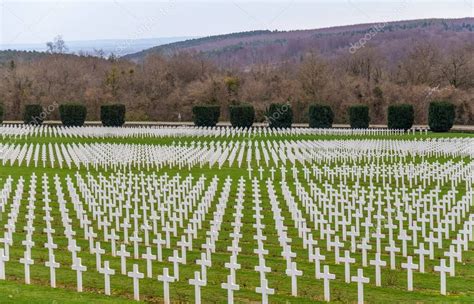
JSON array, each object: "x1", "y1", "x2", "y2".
[{"x1": 1, "y1": 0, "x2": 473, "y2": 45}]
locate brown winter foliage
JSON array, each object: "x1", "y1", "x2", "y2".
[{"x1": 0, "y1": 19, "x2": 473, "y2": 124}]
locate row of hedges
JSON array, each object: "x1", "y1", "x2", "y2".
[
  {"x1": 192, "y1": 101, "x2": 456, "y2": 132},
  {"x1": 0, "y1": 101, "x2": 457, "y2": 132},
  {"x1": 20, "y1": 104, "x2": 126, "y2": 127}
]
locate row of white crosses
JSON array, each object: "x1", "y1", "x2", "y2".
[
  {"x1": 251, "y1": 178, "x2": 275, "y2": 304},
  {"x1": 0, "y1": 124, "x2": 426, "y2": 140},
  {"x1": 220, "y1": 177, "x2": 245, "y2": 303},
  {"x1": 288, "y1": 159, "x2": 473, "y2": 297},
  {"x1": 1, "y1": 138, "x2": 472, "y2": 170},
  {"x1": 0, "y1": 175, "x2": 24, "y2": 281},
  {"x1": 81, "y1": 171, "x2": 233, "y2": 302},
  {"x1": 19, "y1": 174, "x2": 37, "y2": 285},
  {"x1": 264, "y1": 177, "x2": 305, "y2": 297},
  {"x1": 82, "y1": 173, "x2": 221, "y2": 301},
  {"x1": 0, "y1": 155, "x2": 471, "y2": 302},
  {"x1": 0, "y1": 170, "x2": 227, "y2": 301}
]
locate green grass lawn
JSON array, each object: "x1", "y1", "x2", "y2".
[{"x1": 0, "y1": 131, "x2": 472, "y2": 303}]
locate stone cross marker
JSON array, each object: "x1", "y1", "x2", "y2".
[
  {"x1": 158, "y1": 267, "x2": 175, "y2": 304},
  {"x1": 319, "y1": 265, "x2": 336, "y2": 302},
  {"x1": 99, "y1": 260, "x2": 115, "y2": 296},
  {"x1": 401, "y1": 256, "x2": 418, "y2": 291},
  {"x1": 351, "y1": 268, "x2": 369, "y2": 304},
  {"x1": 127, "y1": 264, "x2": 144, "y2": 301}
]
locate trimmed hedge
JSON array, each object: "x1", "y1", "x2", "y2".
[
  {"x1": 349, "y1": 104, "x2": 370, "y2": 129},
  {"x1": 59, "y1": 103, "x2": 87, "y2": 127},
  {"x1": 267, "y1": 103, "x2": 293, "y2": 128},
  {"x1": 229, "y1": 104, "x2": 255, "y2": 128},
  {"x1": 192, "y1": 105, "x2": 220, "y2": 127},
  {"x1": 309, "y1": 104, "x2": 334, "y2": 128},
  {"x1": 100, "y1": 104, "x2": 126, "y2": 127},
  {"x1": 0, "y1": 105, "x2": 3, "y2": 124},
  {"x1": 428, "y1": 101, "x2": 455, "y2": 132},
  {"x1": 23, "y1": 104, "x2": 44, "y2": 125},
  {"x1": 387, "y1": 104, "x2": 414, "y2": 130}
]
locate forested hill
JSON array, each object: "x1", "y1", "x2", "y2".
[{"x1": 124, "y1": 18, "x2": 474, "y2": 67}]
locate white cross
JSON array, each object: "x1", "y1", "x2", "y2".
[
  {"x1": 99, "y1": 260, "x2": 115, "y2": 296},
  {"x1": 357, "y1": 238, "x2": 372, "y2": 267},
  {"x1": 116, "y1": 244, "x2": 131, "y2": 275},
  {"x1": 444, "y1": 245, "x2": 460, "y2": 277},
  {"x1": 19, "y1": 251, "x2": 34, "y2": 284},
  {"x1": 318, "y1": 265, "x2": 335, "y2": 302},
  {"x1": 127, "y1": 264, "x2": 144, "y2": 301},
  {"x1": 158, "y1": 267, "x2": 175, "y2": 304},
  {"x1": 130, "y1": 232, "x2": 142, "y2": 259},
  {"x1": 71, "y1": 257, "x2": 87, "y2": 292},
  {"x1": 141, "y1": 247, "x2": 157, "y2": 278},
  {"x1": 414, "y1": 243, "x2": 430, "y2": 273},
  {"x1": 369, "y1": 252, "x2": 386, "y2": 287},
  {"x1": 247, "y1": 166, "x2": 253, "y2": 179},
  {"x1": 189, "y1": 271, "x2": 206, "y2": 304},
  {"x1": 398, "y1": 230, "x2": 411, "y2": 257},
  {"x1": 255, "y1": 278, "x2": 274, "y2": 304},
  {"x1": 351, "y1": 268, "x2": 369, "y2": 304},
  {"x1": 434, "y1": 259, "x2": 450, "y2": 295},
  {"x1": 311, "y1": 247, "x2": 325, "y2": 278},
  {"x1": 45, "y1": 255, "x2": 60, "y2": 288},
  {"x1": 168, "y1": 250, "x2": 183, "y2": 281},
  {"x1": 221, "y1": 274, "x2": 239, "y2": 304},
  {"x1": 339, "y1": 250, "x2": 355, "y2": 283},
  {"x1": 401, "y1": 256, "x2": 418, "y2": 291},
  {"x1": 93, "y1": 241, "x2": 105, "y2": 271},
  {"x1": 269, "y1": 167, "x2": 276, "y2": 180},
  {"x1": 67, "y1": 239, "x2": 81, "y2": 263},
  {"x1": 224, "y1": 254, "x2": 240, "y2": 280},
  {"x1": 152, "y1": 233, "x2": 166, "y2": 261},
  {"x1": 285, "y1": 261, "x2": 302, "y2": 296},
  {"x1": 384, "y1": 241, "x2": 400, "y2": 270}
]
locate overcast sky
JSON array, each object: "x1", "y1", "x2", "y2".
[{"x1": 1, "y1": 0, "x2": 473, "y2": 45}]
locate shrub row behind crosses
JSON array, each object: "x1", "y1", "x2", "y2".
[
  {"x1": 11, "y1": 100, "x2": 457, "y2": 132},
  {"x1": 428, "y1": 101, "x2": 455, "y2": 132},
  {"x1": 267, "y1": 103, "x2": 293, "y2": 128},
  {"x1": 23, "y1": 104, "x2": 45, "y2": 125},
  {"x1": 349, "y1": 104, "x2": 370, "y2": 129},
  {"x1": 309, "y1": 104, "x2": 334, "y2": 128},
  {"x1": 59, "y1": 104, "x2": 87, "y2": 127},
  {"x1": 387, "y1": 104, "x2": 414, "y2": 130},
  {"x1": 229, "y1": 104, "x2": 255, "y2": 128},
  {"x1": 192, "y1": 105, "x2": 221, "y2": 127},
  {"x1": 101, "y1": 104, "x2": 126, "y2": 127}
]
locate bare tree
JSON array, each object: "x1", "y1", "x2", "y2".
[
  {"x1": 46, "y1": 35, "x2": 69, "y2": 54},
  {"x1": 439, "y1": 45, "x2": 474, "y2": 88}
]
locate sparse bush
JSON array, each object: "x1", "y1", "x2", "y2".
[
  {"x1": 100, "y1": 104, "x2": 126, "y2": 127},
  {"x1": 349, "y1": 104, "x2": 370, "y2": 128},
  {"x1": 309, "y1": 104, "x2": 334, "y2": 128},
  {"x1": 192, "y1": 105, "x2": 220, "y2": 127},
  {"x1": 267, "y1": 103, "x2": 293, "y2": 128},
  {"x1": 387, "y1": 104, "x2": 414, "y2": 130},
  {"x1": 23, "y1": 104, "x2": 44, "y2": 125},
  {"x1": 229, "y1": 104, "x2": 255, "y2": 128},
  {"x1": 429, "y1": 101, "x2": 455, "y2": 132},
  {"x1": 59, "y1": 103, "x2": 87, "y2": 127}
]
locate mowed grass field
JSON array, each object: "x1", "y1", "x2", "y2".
[{"x1": 0, "y1": 131, "x2": 473, "y2": 303}]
